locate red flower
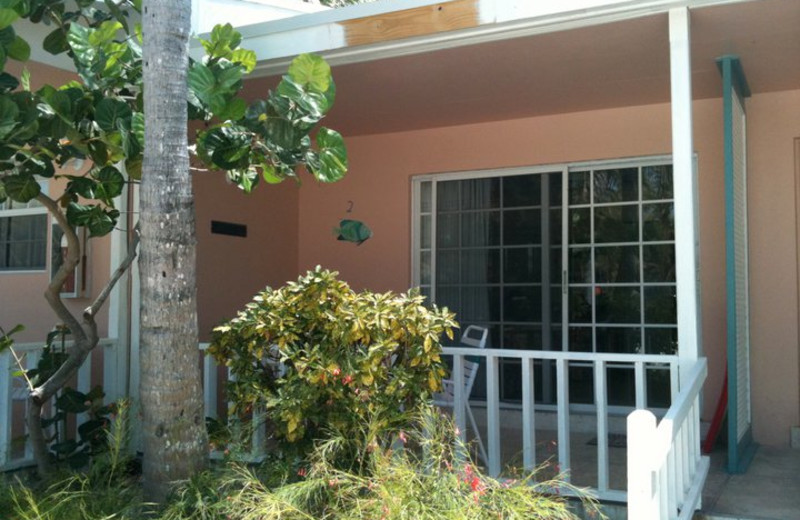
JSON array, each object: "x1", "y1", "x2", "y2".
[
  {"x1": 470, "y1": 476, "x2": 481, "y2": 492},
  {"x1": 297, "y1": 467, "x2": 306, "y2": 477},
  {"x1": 332, "y1": 367, "x2": 341, "y2": 377},
  {"x1": 342, "y1": 374, "x2": 354, "y2": 385}
]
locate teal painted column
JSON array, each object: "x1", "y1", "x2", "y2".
[{"x1": 717, "y1": 54, "x2": 757, "y2": 474}]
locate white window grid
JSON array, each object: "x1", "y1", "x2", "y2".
[{"x1": 412, "y1": 156, "x2": 675, "y2": 356}]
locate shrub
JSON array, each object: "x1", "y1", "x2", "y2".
[
  {"x1": 166, "y1": 406, "x2": 603, "y2": 520},
  {"x1": 208, "y1": 267, "x2": 458, "y2": 460}
]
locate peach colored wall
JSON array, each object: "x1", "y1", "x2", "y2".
[
  {"x1": 295, "y1": 95, "x2": 800, "y2": 445},
  {"x1": 746, "y1": 90, "x2": 800, "y2": 446},
  {"x1": 193, "y1": 172, "x2": 300, "y2": 341}
]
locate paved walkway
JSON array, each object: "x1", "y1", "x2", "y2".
[{"x1": 698, "y1": 445, "x2": 800, "y2": 520}]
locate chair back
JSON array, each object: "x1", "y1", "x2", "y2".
[{"x1": 461, "y1": 325, "x2": 488, "y2": 397}]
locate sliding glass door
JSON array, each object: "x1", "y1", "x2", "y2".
[{"x1": 413, "y1": 159, "x2": 675, "y2": 407}]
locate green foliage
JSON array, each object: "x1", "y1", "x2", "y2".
[
  {"x1": 209, "y1": 267, "x2": 457, "y2": 459},
  {"x1": 24, "y1": 328, "x2": 119, "y2": 469},
  {"x1": 0, "y1": 3, "x2": 347, "y2": 236},
  {"x1": 7, "y1": 400, "x2": 142, "y2": 520},
  {"x1": 162, "y1": 406, "x2": 603, "y2": 520},
  {"x1": 4, "y1": 406, "x2": 604, "y2": 519}
]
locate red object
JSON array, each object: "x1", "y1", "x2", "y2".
[{"x1": 702, "y1": 370, "x2": 728, "y2": 454}]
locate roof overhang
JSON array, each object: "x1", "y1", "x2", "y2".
[
  {"x1": 235, "y1": 0, "x2": 800, "y2": 136},
  {"x1": 196, "y1": 0, "x2": 760, "y2": 77}
]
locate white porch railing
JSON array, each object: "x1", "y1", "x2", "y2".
[
  {"x1": 0, "y1": 338, "x2": 116, "y2": 470},
  {"x1": 200, "y1": 343, "x2": 267, "y2": 462},
  {"x1": 628, "y1": 358, "x2": 709, "y2": 520},
  {"x1": 440, "y1": 346, "x2": 707, "y2": 513}
]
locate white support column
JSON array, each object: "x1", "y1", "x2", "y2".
[
  {"x1": 0, "y1": 352, "x2": 11, "y2": 467},
  {"x1": 129, "y1": 183, "x2": 142, "y2": 452},
  {"x1": 105, "y1": 189, "x2": 130, "y2": 403},
  {"x1": 670, "y1": 7, "x2": 702, "y2": 383}
]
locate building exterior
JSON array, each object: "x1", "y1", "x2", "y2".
[{"x1": 3, "y1": 0, "x2": 800, "y2": 515}]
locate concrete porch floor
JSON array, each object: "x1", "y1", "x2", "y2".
[
  {"x1": 697, "y1": 445, "x2": 800, "y2": 520},
  {"x1": 465, "y1": 407, "x2": 800, "y2": 520}
]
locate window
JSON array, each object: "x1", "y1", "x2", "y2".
[
  {"x1": 0, "y1": 194, "x2": 48, "y2": 272},
  {"x1": 413, "y1": 158, "x2": 675, "y2": 407}
]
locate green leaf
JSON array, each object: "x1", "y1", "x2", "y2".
[
  {"x1": 131, "y1": 111, "x2": 144, "y2": 145},
  {"x1": 0, "y1": 179, "x2": 6, "y2": 204},
  {"x1": 95, "y1": 97, "x2": 131, "y2": 133},
  {"x1": 88, "y1": 20, "x2": 122, "y2": 47},
  {"x1": 19, "y1": 67, "x2": 28, "y2": 90},
  {"x1": 66, "y1": 450, "x2": 90, "y2": 469},
  {"x1": 87, "y1": 140, "x2": 109, "y2": 165},
  {"x1": 2, "y1": 174, "x2": 40, "y2": 202},
  {"x1": 56, "y1": 388, "x2": 90, "y2": 413},
  {"x1": 125, "y1": 156, "x2": 141, "y2": 180},
  {"x1": 66, "y1": 176, "x2": 98, "y2": 199},
  {"x1": 78, "y1": 418, "x2": 106, "y2": 442},
  {"x1": 66, "y1": 203, "x2": 118, "y2": 237},
  {"x1": 261, "y1": 164, "x2": 284, "y2": 184},
  {"x1": 0, "y1": 95, "x2": 19, "y2": 138},
  {"x1": 93, "y1": 166, "x2": 124, "y2": 201},
  {"x1": 51, "y1": 439, "x2": 79, "y2": 455},
  {"x1": 188, "y1": 62, "x2": 222, "y2": 111},
  {"x1": 0, "y1": 8, "x2": 19, "y2": 30},
  {"x1": 6, "y1": 34, "x2": 29, "y2": 61},
  {"x1": 312, "y1": 128, "x2": 347, "y2": 183},
  {"x1": 67, "y1": 23, "x2": 94, "y2": 69},
  {"x1": 199, "y1": 125, "x2": 250, "y2": 170},
  {"x1": 288, "y1": 53, "x2": 331, "y2": 93},
  {"x1": 41, "y1": 89, "x2": 72, "y2": 121},
  {"x1": 230, "y1": 48, "x2": 256, "y2": 73},
  {"x1": 43, "y1": 28, "x2": 69, "y2": 55},
  {"x1": 216, "y1": 97, "x2": 246, "y2": 121},
  {"x1": 0, "y1": 72, "x2": 17, "y2": 92}
]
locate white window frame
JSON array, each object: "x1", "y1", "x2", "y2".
[{"x1": 0, "y1": 181, "x2": 49, "y2": 274}]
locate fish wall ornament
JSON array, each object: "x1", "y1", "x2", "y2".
[{"x1": 334, "y1": 200, "x2": 372, "y2": 245}]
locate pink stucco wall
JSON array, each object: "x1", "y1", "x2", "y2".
[
  {"x1": 296, "y1": 91, "x2": 800, "y2": 447},
  {"x1": 746, "y1": 90, "x2": 800, "y2": 446},
  {"x1": 193, "y1": 172, "x2": 300, "y2": 341}
]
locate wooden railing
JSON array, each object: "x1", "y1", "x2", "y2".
[
  {"x1": 0, "y1": 338, "x2": 116, "y2": 470},
  {"x1": 627, "y1": 358, "x2": 708, "y2": 519}
]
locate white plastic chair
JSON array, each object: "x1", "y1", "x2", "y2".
[{"x1": 434, "y1": 325, "x2": 489, "y2": 465}]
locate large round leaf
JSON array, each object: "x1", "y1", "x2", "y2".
[
  {"x1": 95, "y1": 97, "x2": 131, "y2": 133},
  {"x1": 2, "y1": 174, "x2": 40, "y2": 202},
  {"x1": 313, "y1": 127, "x2": 347, "y2": 183},
  {"x1": 288, "y1": 53, "x2": 331, "y2": 93}
]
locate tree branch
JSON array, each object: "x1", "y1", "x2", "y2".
[
  {"x1": 85, "y1": 221, "x2": 140, "y2": 319},
  {"x1": 36, "y1": 194, "x2": 87, "y2": 345}
]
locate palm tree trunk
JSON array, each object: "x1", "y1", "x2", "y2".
[{"x1": 140, "y1": 0, "x2": 207, "y2": 502}]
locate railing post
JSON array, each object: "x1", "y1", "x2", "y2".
[
  {"x1": 521, "y1": 357, "x2": 536, "y2": 471},
  {"x1": 486, "y1": 354, "x2": 501, "y2": 477},
  {"x1": 202, "y1": 346, "x2": 218, "y2": 420},
  {"x1": 628, "y1": 409, "x2": 658, "y2": 519},
  {"x1": 0, "y1": 351, "x2": 11, "y2": 468},
  {"x1": 452, "y1": 354, "x2": 467, "y2": 446}
]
